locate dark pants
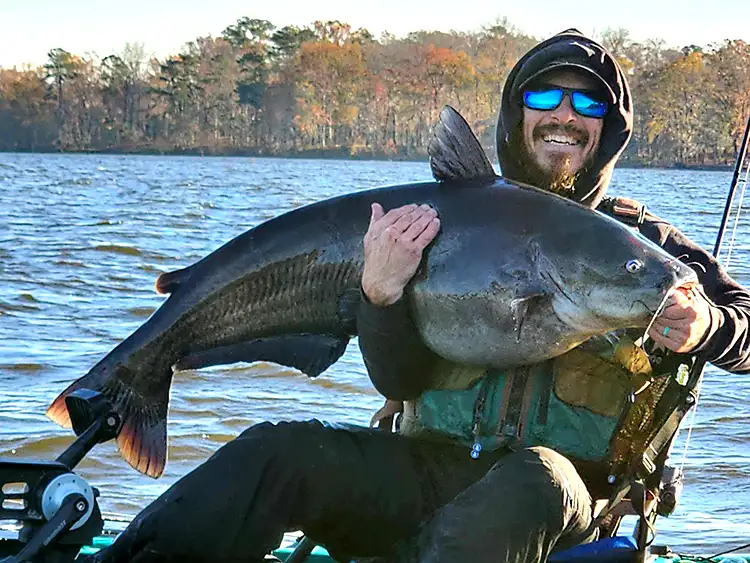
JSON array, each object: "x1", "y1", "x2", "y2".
[{"x1": 93, "y1": 420, "x2": 593, "y2": 563}]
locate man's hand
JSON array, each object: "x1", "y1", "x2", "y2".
[
  {"x1": 361, "y1": 203, "x2": 440, "y2": 306},
  {"x1": 370, "y1": 399, "x2": 404, "y2": 431},
  {"x1": 649, "y1": 286, "x2": 713, "y2": 353}
]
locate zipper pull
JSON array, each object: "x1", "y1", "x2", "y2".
[{"x1": 470, "y1": 441, "x2": 482, "y2": 459}]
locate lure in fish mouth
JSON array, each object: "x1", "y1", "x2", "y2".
[{"x1": 44, "y1": 107, "x2": 700, "y2": 478}]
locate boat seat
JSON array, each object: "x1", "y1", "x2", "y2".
[{"x1": 548, "y1": 536, "x2": 638, "y2": 563}]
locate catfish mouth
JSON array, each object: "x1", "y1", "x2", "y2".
[
  {"x1": 544, "y1": 268, "x2": 679, "y2": 334},
  {"x1": 543, "y1": 270, "x2": 576, "y2": 307},
  {"x1": 541, "y1": 270, "x2": 600, "y2": 332},
  {"x1": 639, "y1": 279, "x2": 700, "y2": 336}
]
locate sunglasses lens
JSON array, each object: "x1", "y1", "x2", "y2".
[
  {"x1": 571, "y1": 91, "x2": 609, "y2": 118},
  {"x1": 523, "y1": 88, "x2": 564, "y2": 111}
]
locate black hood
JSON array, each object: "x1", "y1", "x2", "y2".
[{"x1": 495, "y1": 29, "x2": 633, "y2": 208}]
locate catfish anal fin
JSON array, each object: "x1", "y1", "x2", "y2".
[{"x1": 174, "y1": 334, "x2": 350, "y2": 378}]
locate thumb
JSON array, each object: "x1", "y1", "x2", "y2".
[{"x1": 370, "y1": 202, "x2": 384, "y2": 224}]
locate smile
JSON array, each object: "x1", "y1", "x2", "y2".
[{"x1": 542, "y1": 134, "x2": 581, "y2": 146}]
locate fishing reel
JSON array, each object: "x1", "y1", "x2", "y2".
[{"x1": 0, "y1": 390, "x2": 120, "y2": 563}]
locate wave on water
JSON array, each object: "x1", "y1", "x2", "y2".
[
  {"x1": 0, "y1": 363, "x2": 47, "y2": 373},
  {"x1": 93, "y1": 244, "x2": 142, "y2": 256},
  {"x1": 127, "y1": 306, "x2": 156, "y2": 317},
  {"x1": 0, "y1": 299, "x2": 41, "y2": 313},
  {"x1": 1, "y1": 156, "x2": 748, "y2": 554}
]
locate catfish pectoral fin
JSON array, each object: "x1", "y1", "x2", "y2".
[
  {"x1": 174, "y1": 334, "x2": 350, "y2": 378},
  {"x1": 47, "y1": 365, "x2": 171, "y2": 478}
]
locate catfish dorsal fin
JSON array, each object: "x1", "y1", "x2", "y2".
[
  {"x1": 428, "y1": 105, "x2": 497, "y2": 182},
  {"x1": 155, "y1": 266, "x2": 192, "y2": 295}
]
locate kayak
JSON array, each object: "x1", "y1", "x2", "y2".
[
  {"x1": 73, "y1": 527, "x2": 750, "y2": 563},
  {"x1": 1, "y1": 520, "x2": 746, "y2": 562}
]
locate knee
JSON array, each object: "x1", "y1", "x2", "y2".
[
  {"x1": 525, "y1": 447, "x2": 581, "y2": 484},
  {"x1": 213, "y1": 420, "x2": 326, "y2": 467},
  {"x1": 236, "y1": 419, "x2": 313, "y2": 443},
  {"x1": 489, "y1": 447, "x2": 590, "y2": 507}
]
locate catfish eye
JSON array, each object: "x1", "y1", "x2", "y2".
[{"x1": 625, "y1": 259, "x2": 643, "y2": 273}]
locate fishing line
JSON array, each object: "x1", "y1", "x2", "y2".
[
  {"x1": 681, "y1": 540, "x2": 750, "y2": 562},
  {"x1": 677, "y1": 374, "x2": 703, "y2": 473},
  {"x1": 640, "y1": 290, "x2": 673, "y2": 344},
  {"x1": 675, "y1": 114, "x2": 750, "y2": 500},
  {"x1": 721, "y1": 160, "x2": 749, "y2": 269}
]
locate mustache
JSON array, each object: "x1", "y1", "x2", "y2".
[{"x1": 533, "y1": 123, "x2": 589, "y2": 144}]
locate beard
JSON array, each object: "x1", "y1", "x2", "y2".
[{"x1": 516, "y1": 123, "x2": 593, "y2": 197}]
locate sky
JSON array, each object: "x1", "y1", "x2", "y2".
[{"x1": 1, "y1": 0, "x2": 748, "y2": 69}]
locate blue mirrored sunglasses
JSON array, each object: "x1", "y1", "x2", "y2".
[{"x1": 522, "y1": 86, "x2": 609, "y2": 118}]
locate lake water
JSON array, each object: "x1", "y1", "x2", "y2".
[{"x1": 1, "y1": 153, "x2": 749, "y2": 555}]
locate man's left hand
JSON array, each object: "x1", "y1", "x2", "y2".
[{"x1": 648, "y1": 287, "x2": 713, "y2": 353}]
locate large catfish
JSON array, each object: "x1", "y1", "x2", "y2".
[{"x1": 47, "y1": 107, "x2": 698, "y2": 477}]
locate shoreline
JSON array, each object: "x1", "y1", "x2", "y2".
[{"x1": 0, "y1": 148, "x2": 735, "y2": 172}]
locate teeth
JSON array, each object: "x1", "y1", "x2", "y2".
[{"x1": 542, "y1": 134, "x2": 580, "y2": 146}]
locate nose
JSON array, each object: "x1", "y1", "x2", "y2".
[{"x1": 550, "y1": 94, "x2": 577, "y2": 123}]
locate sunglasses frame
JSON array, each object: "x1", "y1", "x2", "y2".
[{"x1": 522, "y1": 85, "x2": 610, "y2": 119}]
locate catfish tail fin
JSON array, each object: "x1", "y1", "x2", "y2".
[{"x1": 46, "y1": 365, "x2": 170, "y2": 478}]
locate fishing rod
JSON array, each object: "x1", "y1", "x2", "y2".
[
  {"x1": 629, "y1": 114, "x2": 750, "y2": 561},
  {"x1": 672, "y1": 113, "x2": 750, "y2": 558},
  {"x1": 680, "y1": 111, "x2": 750, "y2": 421},
  {"x1": 713, "y1": 114, "x2": 750, "y2": 260}
]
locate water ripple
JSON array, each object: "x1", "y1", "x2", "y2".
[{"x1": 0, "y1": 154, "x2": 747, "y2": 552}]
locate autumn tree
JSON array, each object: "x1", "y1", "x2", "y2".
[
  {"x1": 0, "y1": 68, "x2": 55, "y2": 150},
  {"x1": 0, "y1": 17, "x2": 746, "y2": 165}
]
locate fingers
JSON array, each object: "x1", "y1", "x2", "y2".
[
  {"x1": 369, "y1": 202, "x2": 384, "y2": 225},
  {"x1": 648, "y1": 289, "x2": 711, "y2": 353},
  {"x1": 401, "y1": 206, "x2": 440, "y2": 246},
  {"x1": 370, "y1": 399, "x2": 404, "y2": 431},
  {"x1": 414, "y1": 216, "x2": 441, "y2": 248},
  {"x1": 648, "y1": 322, "x2": 691, "y2": 353},
  {"x1": 649, "y1": 320, "x2": 684, "y2": 345},
  {"x1": 369, "y1": 203, "x2": 437, "y2": 234},
  {"x1": 368, "y1": 203, "x2": 418, "y2": 237},
  {"x1": 656, "y1": 290, "x2": 696, "y2": 322},
  {"x1": 388, "y1": 204, "x2": 432, "y2": 235},
  {"x1": 361, "y1": 202, "x2": 439, "y2": 306}
]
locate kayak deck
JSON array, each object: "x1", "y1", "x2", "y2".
[{"x1": 75, "y1": 530, "x2": 750, "y2": 562}]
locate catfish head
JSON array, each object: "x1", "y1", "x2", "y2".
[{"x1": 541, "y1": 213, "x2": 699, "y2": 336}]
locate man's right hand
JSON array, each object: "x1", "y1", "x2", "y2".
[{"x1": 361, "y1": 202, "x2": 440, "y2": 307}]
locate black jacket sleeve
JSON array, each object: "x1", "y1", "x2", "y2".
[
  {"x1": 356, "y1": 291, "x2": 440, "y2": 400},
  {"x1": 640, "y1": 213, "x2": 750, "y2": 373}
]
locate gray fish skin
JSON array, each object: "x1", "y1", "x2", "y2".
[{"x1": 46, "y1": 178, "x2": 697, "y2": 477}]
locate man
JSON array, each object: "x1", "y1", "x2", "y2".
[
  {"x1": 93, "y1": 30, "x2": 750, "y2": 563},
  {"x1": 358, "y1": 29, "x2": 750, "y2": 562}
]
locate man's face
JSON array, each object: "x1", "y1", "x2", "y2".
[{"x1": 521, "y1": 70, "x2": 605, "y2": 191}]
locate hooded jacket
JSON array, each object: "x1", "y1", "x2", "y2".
[
  {"x1": 355, "y1": 31, "x2": 750, "y2": 479},
  {"x1": 496, "y1": 29, "x2": 632, "y2": 209}
]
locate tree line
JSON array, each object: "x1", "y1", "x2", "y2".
[{"x1": 1, "y1": 18, "x2": 748, "y2": 167}]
